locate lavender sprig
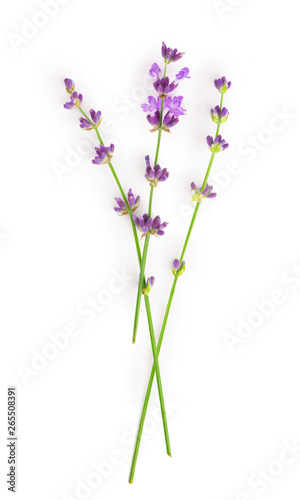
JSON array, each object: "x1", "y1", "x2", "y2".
[
  {"x1": 129, "y1": 76, "x2": 231, "y2": 483},
  {"x1": 133, "y1": 41, "x2": 189, "y2": 345},
  {"x1": 62, "y1": 74, "x2": 172, "y2": 470}
]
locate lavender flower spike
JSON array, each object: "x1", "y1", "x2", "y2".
[
  {"x1": 92, "y1": 144, "x2": 115, "y2": 165},
  {"x1": 191, "y1": 182, "x2": 217, "y2": 202},
  {"x1": 161, "y1": 42, "x2": 184, "y2": 63},
  {"x1": 64, "y1": 91, "x2": 83, "y2": 110},
  {"x1": 206, "y1": 135, "x2": 229, "y2": 153},
  {"x1": 214, "y1": 76, "x2": 231, "y2": 94},
  {"x1": 133, "y1": 214, "x2": 168, "y2": 237},
  {"x1": 114, "y1": 189, "x2": 140, "y2": 216},
  {"x1": 145, "y1": 155, "x2": 169, "y2": 186},
  {"x1": 64, "y1": 78, "x2": 75, "y2": 94},
  {"x1": 143, "y1": 276, "x2": 155, "y2": 295},
  {"x1": 172, "y1": 259, "x2": 186, "y2": 277},
  {"x1": 210, "y1": 105, "x2": 229, "y2": 124}
]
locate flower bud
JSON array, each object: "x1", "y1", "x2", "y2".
[
  {"x1": 172, "y1": 259, "x2": 186, "y2": 277},
  {"x1": 143, "y1": 276, "x2": 155, "y2": 295}
]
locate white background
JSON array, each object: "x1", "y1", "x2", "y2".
[{"x1": 1, "y1": 0, "x2": 300, "y2": 499}]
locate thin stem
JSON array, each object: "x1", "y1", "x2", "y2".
[
  {"x1": 148, "y1": 185, "x2": 154, "y2": 217},
  {"x1": 132, "y1": 234, "x2": 150, "y2": 343},
  {"x1": 129, "y1": 92, "x2": 226, "y2": 482},
  {"x1": 129, "y1": 277, "x2": 177, "y2": 484},
  {"x1": 144, "y1": 294, "x2": 171, "y2": 455},
  {"x1": 154, "y1": 128, "x2": 163, "y2": 165}
]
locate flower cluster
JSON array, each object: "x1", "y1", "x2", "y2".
[
  {"x1": 114, "y1": 189, "x2": 140, "y2": 215},
  {"x1": 161, "y1": 42, "x2": 184, "y2": 63},
  {"x1": 92, "y1": 144, "x2": 115, "y2": 165},
  {"x1": 206, "y1": 135, "x2": 229, "y2": 153},
  {"x1": 214, "y1": 76, "x2": 231, "y2": 94},
  {"x1": 141, "y1": 42, "x2": 189, "y2": 133},
  {"x1": 133, "y1": 214, "x2": 168, "y2": 237},
  {"x1": 210, "y1": 105, "x2": 229, "y2": 124},
  {"x1": 63, "y1": 78, "x2": 82, "y2": 109},
  {"x1": 145, "y1": 155, "x2": 169, "y2": 186},
  {"x1": 191, "y1": 183, "x2": 217, "y2": 202},
  {"x1": 79, "y1": 109, "x2": 102, "y2": 129}
]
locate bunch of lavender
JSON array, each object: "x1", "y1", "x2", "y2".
[{"x1": 62, "y1": 43, "x2": 231, "y2": 483}]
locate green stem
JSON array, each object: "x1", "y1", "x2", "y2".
[
  {"x1": 154, "y1": 128, "x2": 163, "y2": 165},
  {"x1": 148, "y1": 185, "x2": 154, "y2": 217},
  {"x1": 129, "y1": 276, "x2": 177, "y2": 483},
  {"x1": 132, "y1": 234, "x2": 150, "y2": 343},
  {"x1": 129, "y1": 93, "x2": 226, "y2": 483},
  {"x1": 144, "y1": 294, "x2": 171, "y2": 455}
]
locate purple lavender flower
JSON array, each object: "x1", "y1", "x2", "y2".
[
  {"x1": 143, "y1": 276, "x2": 155, "y2": 295},
  {"x1": 133, "y1": 214, "x2": 168, "y2": 237},
  {"x1": 175, "y1": 68, "x2": 190, "y2": 81},
  {"x1": 191, "y1": 182, "x2": 217, "y2": 202},
  {"x1": 206, "y1": 135, "x2": 229, "y2": 153},
  {"x1": 145, "y1": 155, "x2": 169, "y2": 186},
  {"x1": 132, "y1": 214, "x2": 153, "y2": 234},
  {"x1": 92, "y1": 144, "x2": 115, "y2": 165},
  {"x1": 79, "y1": 118, "x2": 92, "y2": 129},
  {"x1": 64, "y1": 78, "x2": 75, "y2": 94},
  {"x1": 64, "y1": 91, "x2": 83, "y2": 110},
  {"x1": 141, "y1": 96, "x2": 163, "y2": 114},
  {"x1": 90, "y1": 109, "x2": 102, "y2": 126},
  {"x1": 214, "y1": 77, "x2": 231, "y2": 94},
  {"x1": 164, "y1": 96, "x2": 186, "y2": 116},
  {"x1": 153, "y1": 77, "x2": 178, "y2": 97},
  {"x1": 151, "y1": 216, "x2": 168, "y2": 236},
  {"x1": 114, "y1": 189, "x2": 140, "y2": 215},
  {"x1": 161, "y1": 42, "x2": 184, "y2": 63},
  {"x1": 146, "y1": 110, "x2": 161, "y2": 132},
  {"x1": 162, "y1": 112, "x2": 179, "y2": 132},
  {"x1": 149, "y1": 63, "x2": 161, "y2": 77},
  {"x1": 79, "y1": 109, "x2": 102, "y2": 130},
  {"x1": 210, "y1": 106, "x2": 229, "y2": 124},
  {"x1": 172, "y1": 259, "x2": 186, "y2": 277}
]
